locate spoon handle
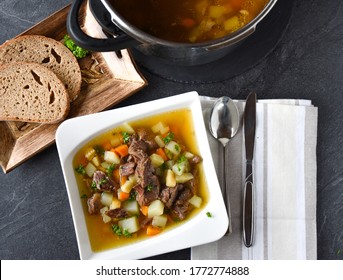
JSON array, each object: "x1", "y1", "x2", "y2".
[{"x1": 222, "y1": 146, "x2": 232, "y2": 235}]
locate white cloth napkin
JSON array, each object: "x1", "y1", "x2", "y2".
[{"x1": 191, "y1": 96, "x2": 318, "y2": 260}]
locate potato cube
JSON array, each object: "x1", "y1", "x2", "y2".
[
  {"x1": 165, "y1": 140, "x2": 181, "y2": 155},
  {"x1": 85, "y1": 162, "x2": 97, "y2": 178},
  {"x1": 110, "y1": 198, "x2": 121, "y2": 210},
  {"x1": 123, "y1": 200, "x2": 139, "y2": 215},
  {"x1": 189, "y1": 195, "x2": 203, "y2": 208},
  {"x1": 148, "y1": 200, "x2": 165, "y2": 218},
  {"x1": 101, "y1": 192, "x2": 113, "y2": 207},
  {"x1": 150, "y1": 153, "x2": 165, "y2": 167},
  {"x1": 104, "y1": 150, "x2": 120, "y2": 164},
  {"x1": 152, "y1": 215, "x2": 168, "y2": 228},
  {"x1": 175, "y1": 172, "x2": 194, "y2": 183},
  {"x1": 118, "y1": 216, "x2": 139, "y2": 233},
  {"x1": 166, "y1": 169, "x2": 176, "y2": 187}
]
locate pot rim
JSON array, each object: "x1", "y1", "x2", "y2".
[{"x1": 101, "y1": 0, "x2": 278, "y2": 48}]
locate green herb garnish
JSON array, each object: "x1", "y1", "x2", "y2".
[
  {"x1": 121, "y1": 132, "x2": 130, "y2": 144},
  {"x1": 63, "y1": 34, "x2": 90, "y2": 59},
  {"x1": 75, "y1": 164, "x2": 86, "y2": 175},
  {"x1": 129, "y1": 190, "x2": 137, "y2": 201},
  {"x1": 106, "y1": 163, "x2": 116, "y2": 178},
  {"x1": 177, "y1": 155, "x2": 187, "y2": 163},
  {"x1": 146, "y1": 184, "x2": 153, "y2": 192},
  {"x1": 91, "y1": 181, "x2": 97, "y2": 191},
  {"x1": 123, "y1": 229, "x2": 132, "y2": 237},
  {"x1": 206, "y1": 212, "x2": 213, "y2": 218},
  {"x1": 111, "y1": 224, "x2": 122, "y2": 236},
  {"x1": 93, "y1": 145, "x2": 104, "y2": 155},
  {"x1": 80, "y1": 194, "x2": 87, "y2": 199},
  {"x1": 111, "y1": 224, "x2": 132, "y2": 237},
  {"x1": 163, "y1": 131, "x2": 174, "y2": 144},
  {"x1": 99, "y1": 178, "x2": 108, "y2": 186}
]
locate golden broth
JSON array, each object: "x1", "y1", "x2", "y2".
[
  {"x1": 73, "y1": 109, "x2": 209, "y2": 252},
  {"x1": 109, "y1": 0, "x2": 269, "y2": 43}
]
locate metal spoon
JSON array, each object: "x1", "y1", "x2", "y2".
[{"x1": 209, "y1": 96, "x2": 240, "y2": 234}]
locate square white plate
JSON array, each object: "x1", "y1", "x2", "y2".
[{"x1": 56, "y1": 91, "x2": 228, "y2": 259}]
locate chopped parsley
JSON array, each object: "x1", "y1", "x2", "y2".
[
  {"x1": 91, "y1": 181, "x2": 97, "y2": 191},
  {"x1": 106, "y1": 163, "x2": 116, "y2": 177},
  {"x1": 129, "y1": 190, "x2": 137, "y2": 201},
  {"x1": 163, "y1": 131, "x2": 174, "y2": 144},
  {"x1": 80, "y1": 194, "x2": 87, "y2": 199},
  {"x1": 99, "y1": 178, "x2": 108, "y2": 186},
  {"x1": 177, "y1": 155, "x2": 187, "y2": 163},
  {"x1": 75, "y1": 164, "x2": 86, "y2": 175},
  {"x1": 111, "y1": 224, "x2": 132, "y2": 237},
  {"x1": 93, "y1": 145, "x2": 104, "y2": 155},
  {"x1": 121, "y1": 132, "x2": 130, "y2": 144},
  {"x1": 206, "y1": 212, "x2": 213, "y2": 218}
]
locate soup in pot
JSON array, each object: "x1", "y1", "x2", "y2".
[{"x1": 108, "y1": 0, "x2": 269, "y2": 43}]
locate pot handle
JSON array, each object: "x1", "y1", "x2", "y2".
[
  {"x1": 205, "y1": 26, "x2": 256, "y2": 51},
  {"x1": 67, "y1": 0, "x2": 139, "y2": 52}
]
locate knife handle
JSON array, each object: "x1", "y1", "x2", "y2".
[{"x1": 243, "y1": 161, "x2": 254, "y2": 247}]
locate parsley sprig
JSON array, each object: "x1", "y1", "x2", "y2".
[{"x1": 111, "y1": 224, "x2": 132, "y2": 237}]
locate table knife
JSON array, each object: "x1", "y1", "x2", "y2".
[{"x1": 243, "y1": 92, "x2": 256, "y2": 247}]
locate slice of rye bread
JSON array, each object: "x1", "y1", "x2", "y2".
[
  {"x1": 0, "y1": 62, "x2": 70, "y2": 124},
  {"x1": 0, "y1": 35, "x2": 81, "y2": 101}
]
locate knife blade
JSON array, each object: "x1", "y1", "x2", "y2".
[{"x1": 243, "y1": 92, "x2": 256, "y2": 247}]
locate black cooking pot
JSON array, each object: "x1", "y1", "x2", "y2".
[{"x1": 67, "y1": 0, "x2": 278, "y2": 66}]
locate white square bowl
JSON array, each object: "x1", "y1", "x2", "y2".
[{"x1": 56, "y1": 91, "x2": 228, "y2": 259}]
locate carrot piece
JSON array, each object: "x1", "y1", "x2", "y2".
[
  {"x1": 156, "y1": 148, "x2": 168, "y2": 161},
  {"x1": 120, "y1": 175, "x2": 128, "y2": 186},
  {"x1": 146, "y1": 225, "x2": 161, "y2": 236},
  {"x1": 140, "y1": 206, "x2": 149, "y2": 216},
  {"x1": 102, "y1": 141, "x2": 112, "y2": 151},
  {"x1": 114, "y1": 144, "x2": 129, "y2": 157},
  {"x1": 181, "y1": 18, "x2": 196, "y2": 28},
  {"x1": 78, "y1": 156, "x2": 88, "y2": 167},
  {"x1": 113, "y1": 169, "x2": 120, "y2": 182},
  {"x1": 118, "y1": 191, "x2": 130, "y2": 201}
]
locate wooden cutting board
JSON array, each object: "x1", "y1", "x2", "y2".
[{"x1": 0, "y1": 1, "x2": 147, "y2": 173}]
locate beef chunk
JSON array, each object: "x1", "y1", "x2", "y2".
[
  {"x1": 119, "y1": 162, "x2": 136, "y2": 177},
  {"x1": 172, "y1": 187, "x2": 193, "y2": 220},
  {"x1": 92, "y1": 170, "x2": 118, "y2": 192},
  {"x1": 128, "y1": 138, "x2": 158, "y2": 189},
  {"x1": 87, "y1": 193, "x2": 102, "y2": 215},
  {"x1": 135, "y1": 183, "x2": 160, "y2": 206},
  {"x1": 105, "y1": 208, "x2": 129, "y2": 219},
  {"x1": 136, "y1": 157, "x2": 155, "y2": 188},
  {"x1": 129, "y1": 138, "x2": 149, "y2": 158},
  {"x1": 190, "y1": 155, "x2": 202, "y2": 164},
  {"x1": 160, "y1": 184, "x2": 184, "y2": 208},
  {"x1": 136, "y1": 128, "x2": 158, "y2": 151}
]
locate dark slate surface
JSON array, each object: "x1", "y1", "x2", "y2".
[{"x1": 0, "y1": 0, "x2": 342, "y2": 260}]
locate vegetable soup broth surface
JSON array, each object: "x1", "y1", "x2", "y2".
[
  {"x1": 73, "y1": 109, "x2": 209, "y2": 252},
  {"x1": 109, "y1": 0, "x2": 269, "y2": 43}
]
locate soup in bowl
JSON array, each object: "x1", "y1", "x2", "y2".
[{"x1": 56, "y1": 92, "x2": 228, "y2": 259}]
